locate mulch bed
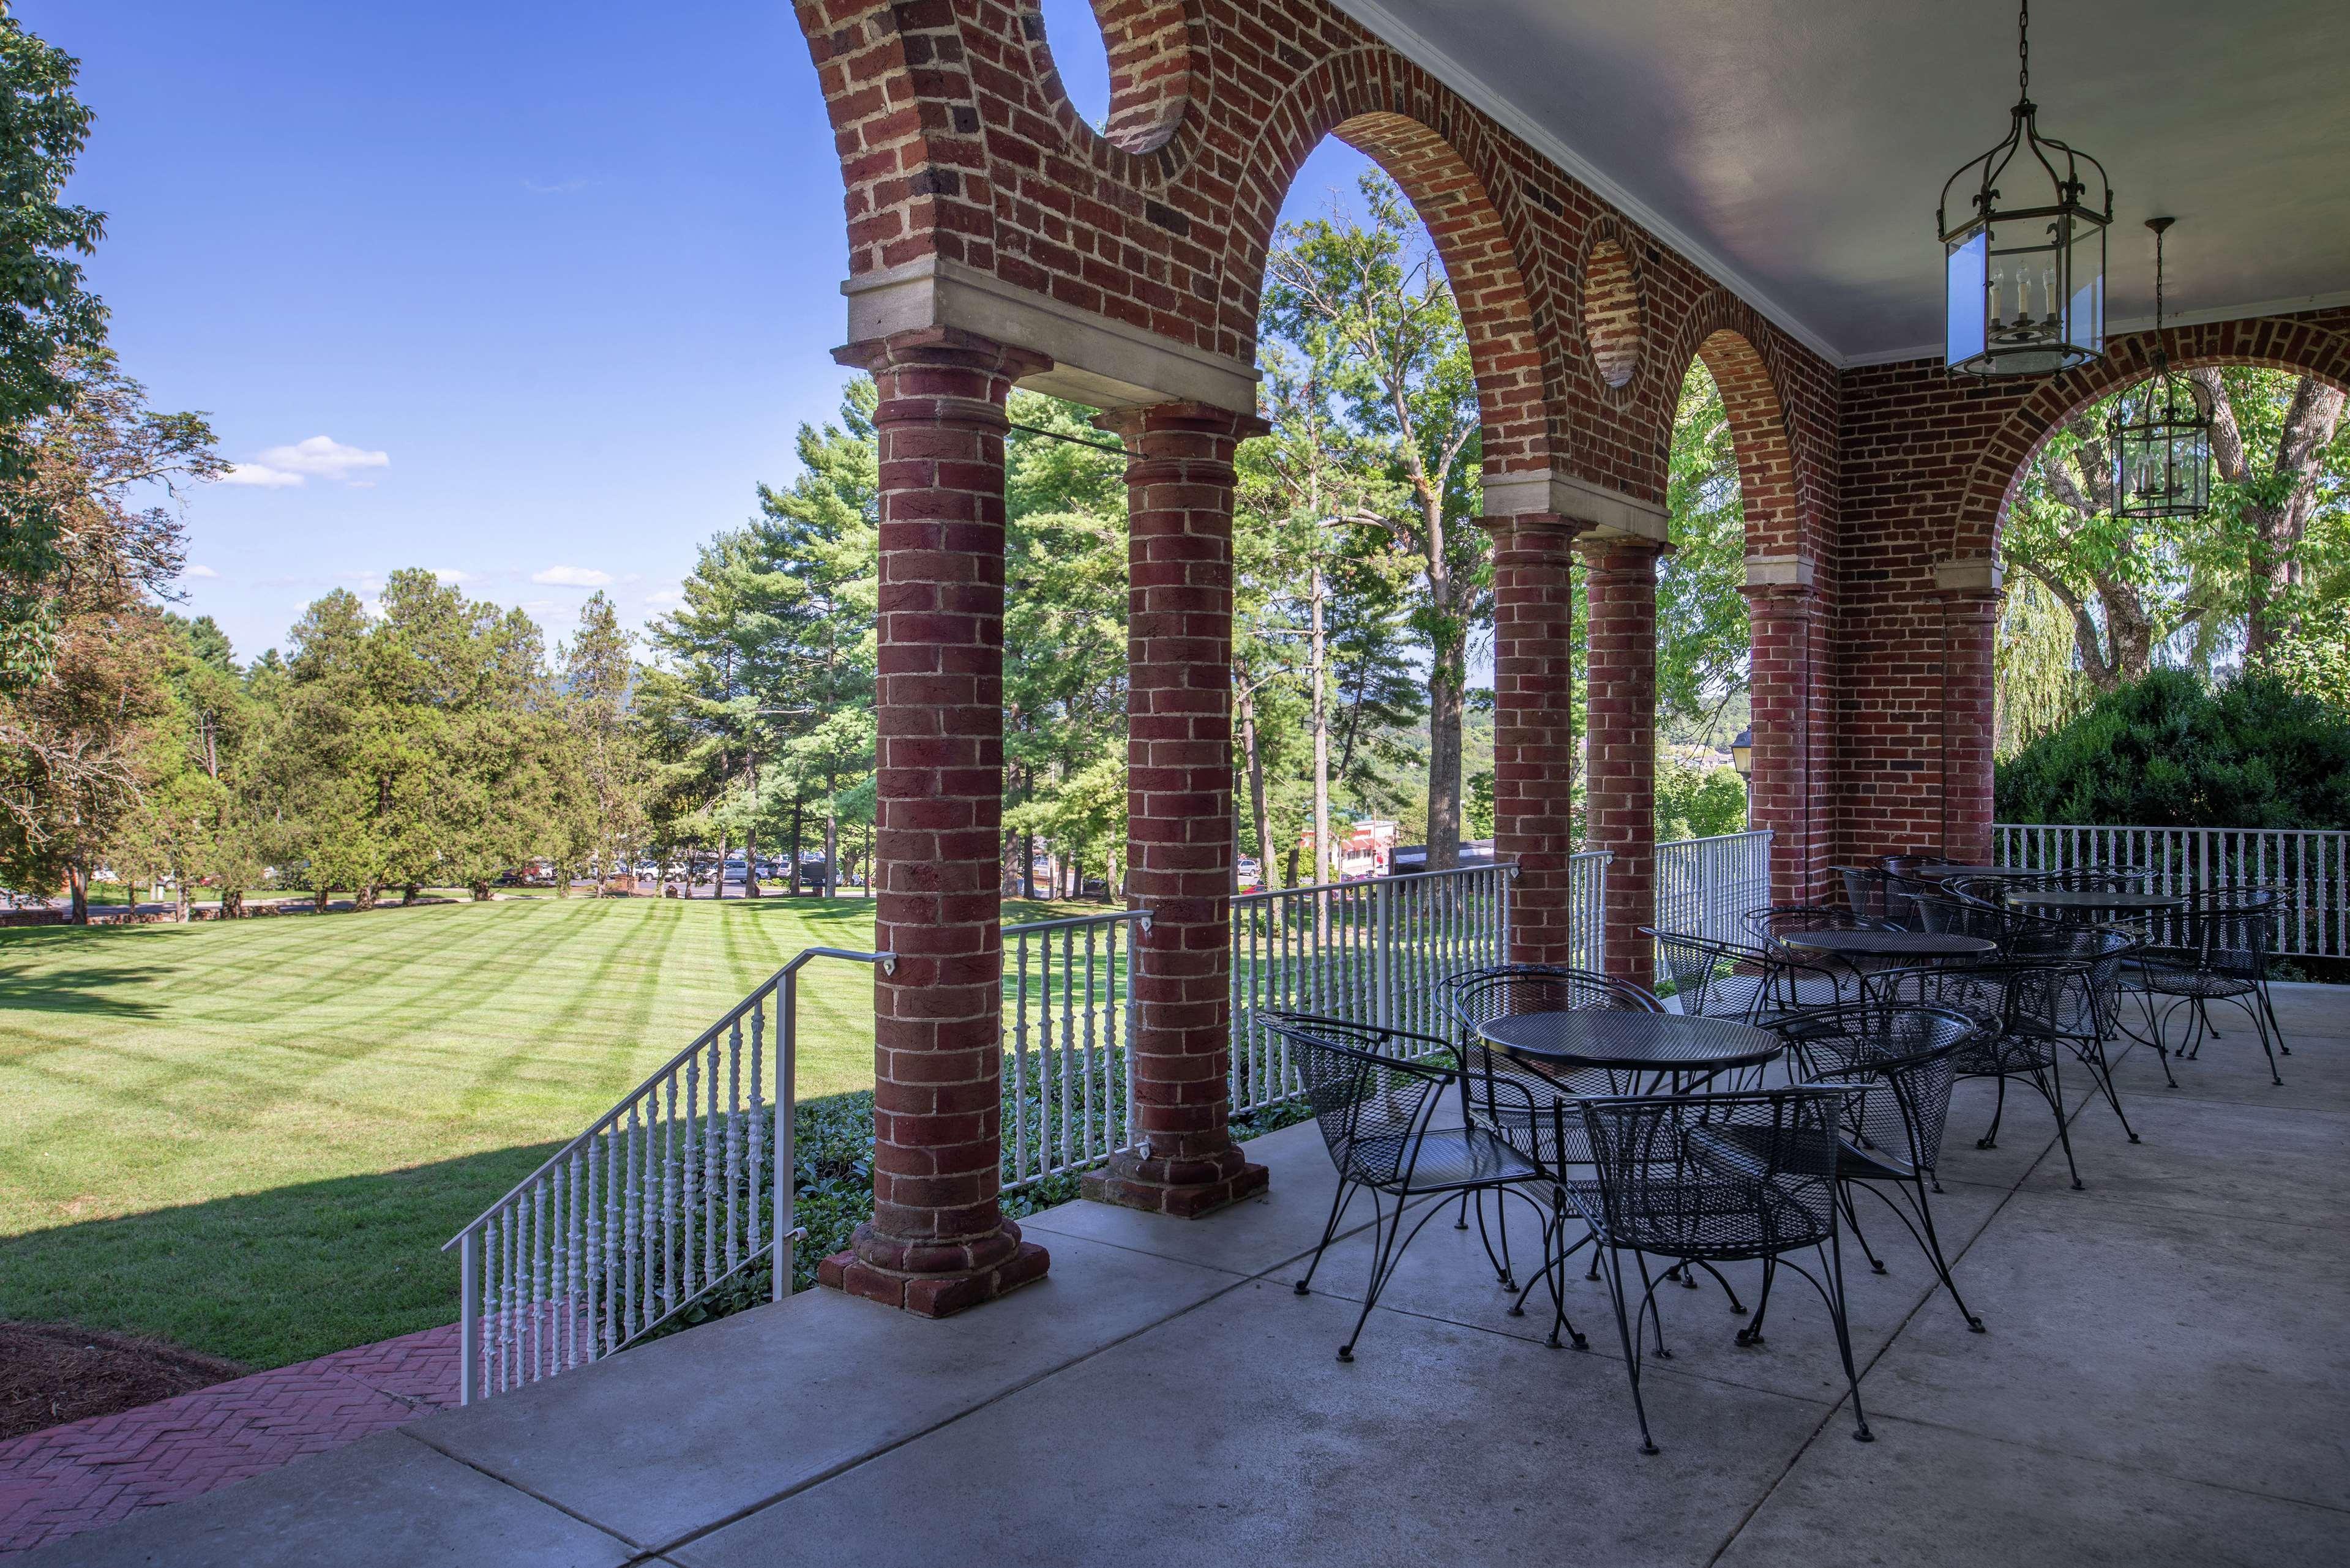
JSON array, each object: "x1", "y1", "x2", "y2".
[{"x1": 0, "y1": 1322, "x2": 247, "y2": 1441}]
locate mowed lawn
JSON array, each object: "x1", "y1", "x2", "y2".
[{"x1": 0, "y1": 894, "x2": 901, "y2": 1368}]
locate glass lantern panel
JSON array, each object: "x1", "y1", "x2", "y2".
[
  {"x1": 1946, "y1": 226, "x2": 1987, "y2": 367},
  {"x1": 2065, "y1": 214, "x2": 2105, "y2": 355}
]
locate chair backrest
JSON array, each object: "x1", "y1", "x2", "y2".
[
  {"x1": 2171, "y1": 887, "x2": 2280, "y2": 982},
  {"x1": 1838, "y1": 867, "x2": 1896, "y2": 923},
  {"x1": 1439, "y1": 965, "x2": 1661, "y2": 1036},
  {"x1": 1743, "y1": 905, "x2": 1875, "y2": 949},
  {"x1": 1258, "y1": 1012, "x2": 1454, "y2": 1188},
  {"x1": 1642, "y1": 926, "x2": 1839, "y2": 1023},
  {"x1": 1776, "y1": 1003, "x2": 1976, "y2": 1178},
  {"x1": 1578, "y1": 1087, "x2": 1849, "y2": 1260}
]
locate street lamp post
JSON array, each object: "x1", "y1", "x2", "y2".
[{"x1": 1731, "y1": 728, "x2": 1754, "y2": 830}]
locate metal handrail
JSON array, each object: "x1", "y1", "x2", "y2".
[
  {"x1": 444, "y1": 945, "x2": 892, "y2": 1404},
  {"x1": 442, "y1": 947, "x2": 894, "y2": 1246}
]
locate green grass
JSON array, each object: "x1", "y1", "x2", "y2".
[{"x1": 0, "y1": 895, "x2": 895, "y2": 1367}]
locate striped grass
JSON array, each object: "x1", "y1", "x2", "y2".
[{"x1": 0, "y1": 895, "x2": 890, "y2": 1367}]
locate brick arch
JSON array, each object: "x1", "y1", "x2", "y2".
[
  {"x1": 795, "y1": 2, "x2": 999, "y2": 279},
  {"x1": 1218, "y1": 56, "x2": 1559, "y2": 481},
  {"x1": 1660, "y1": 293, "x2": 1822, "y2": 564},
  {"x1": 1952, "y1": 316, "x2": 2350, "y2": 562},
  {"x1": 1017, "y1": 0, "x2": 1214, "y2": 173}
]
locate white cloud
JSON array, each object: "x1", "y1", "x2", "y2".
[
  {"x1": 219, "y1": 462, "x2": 305, "y2": 488},
  {"x1": 644, "y1": 588, "x2": 683, "y2": 608},
  {"x1": 431, "y1": 568, "x2": 472, "y2": 584},
  {"x1": 533, "y1": 566, "x2": 613, "y2": 587},
  {"x1": 255, "y1": 436, "x2": 391, "y2": 482},
  {"x1": 184, "y1": 564, "x2": 219, "y2": 579},
  {"x1": 524, "y1": 177, "x2": 594, "y2": 195}
]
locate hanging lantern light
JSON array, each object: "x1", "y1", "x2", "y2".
[
  {"x1": 1938, "y1": 2, "x2": 2111, "y2": 376},
  {"x1": 2109, "y1": 217, "x2": 2213, "y2": 520}
]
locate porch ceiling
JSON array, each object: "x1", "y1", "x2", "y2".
[{"x1": 1330, "y1": 0, "x2": 2350, "y2": 365}]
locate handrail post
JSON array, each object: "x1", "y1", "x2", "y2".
[
  {"x1": 775, "y1": 968, "x2": 797, "y2": 1307},
  {"x1": 1373, "y1": 876, "x2": 1393, "y2": 1030},
  {"x1": 458, "y1": 1232, "x2": 479, "y2": 1407}
]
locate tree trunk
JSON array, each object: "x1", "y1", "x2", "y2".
[
  {"x1": 403, "y1": 883, "x2": 421, "y2": 906},
  {"x1": 314, "y1": 886, "x2": 331, "y2": 914},
  {"x1": 471, "y1": 881, "x2": 491, "y2": 901},
  {"x1": 1239, "y1": 684, "x2": 1275, "y2": 892},
  {"x1": 1425, "y1": 635, "x2": 1465, "y2": 873},
  {"x1": 222, "y1": 887, "x2": 245, "y2": 919},
  {"x1": 67, "y1": 861, "x2": 88, "y2": 925},
  {"x1": 1309, "y1": 561, "x2": 1333, "y2": 885},
  {"x1": 356, "y1": 885, "x2": 379, "y2": 912},
  {"x1": 176, "y1": 881, "x2": 190, "y2": 924},
  {"x1": 747, "y1": 820, "x2": 763, "y2": 900},
  {"x1": 714, "y1": 831, "x2": 728, "y2": 900}
]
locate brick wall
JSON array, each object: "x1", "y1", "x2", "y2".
[
  {"x1": 1834, "y1": 307, "x2": 2350, "y2": 867},
  {"x1": 793, "y1": 0, "x2": 1841, "y2": 513}
]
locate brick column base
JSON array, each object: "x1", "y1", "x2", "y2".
[
  {"x1": 1080, "y1": 401, "x2": 1268, "y2": 1220},
  {"x1": 1582, "y1": 532, "x2": 1666, "y2": 982},
  {"x1": 1484, "y1": 512, "x2": 1589, "y2": 966},
  {"x1": 817, "y1": 325, "x2": 1049, "y2": 1316}
]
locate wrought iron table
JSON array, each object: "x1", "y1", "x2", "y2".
[
  {"x1": 1478, "y1": 1011, "x2": 1784, "y2": 1094},
  {"x1": 1779, "y1": 928, "x2": 1997, "y2": 960},
  {"x1": 2004, "y1": 887, "x2": 2184, "y2": 919}
]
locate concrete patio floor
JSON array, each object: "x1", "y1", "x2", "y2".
[{"x1": 30, "y1": 985, "x2": 2349, "y2": 1566}]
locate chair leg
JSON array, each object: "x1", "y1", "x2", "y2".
[
  {"x1": 1838, "y1": 1183, "x2": 1887, "y2": 1275},
  {"x1": 2261, "y1": 984, "x2": 2291, "y2": 1059},
  {"x1": 1596, "y1": 1244, "x2": 1660, "y2": 1455},
  {"x1": 1294, "y1": 1175, "x2": 1354, "y2": 1297},
  {"x1": 2253, "y1": 990, "x2": 2287, "y2": 1083},
  {"x1": 1470, "y1": 1188, "x2": 1514, "y2": 1290},
  {"x1": 2040, "y1": 1057, "x2": 2084, "y2": 1190},
  {"x1": 2078, "y1": 1040, "x2": 2139, "y2": 1144},
  {"x1": 1821, "y1": 1234, "x2": 1874, "y2": 1443},
  {"x1": 1633, "y1": 1251, "x2": 1672, "y2": 1361},
  {"x1": 1976, "y1": 1069, "x2": 2010, "y2": 1151},
  {"x1": 1904, "y1": 1175, "x2": 1983, "y2": 1333},
  {"x1": 1737, "y1": 1256, "x2": 1775, "y2": 1346},
  {"x1": 1338, "y1": 1188, "x2": 1404, "y2": 1362}
]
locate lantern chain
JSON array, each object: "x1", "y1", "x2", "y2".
[{"x1": 2017, "y1": 1, "x2": 2030, "y2": 101}]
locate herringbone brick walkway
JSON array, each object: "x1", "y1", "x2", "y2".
[{"x1": 0, "y1": 1322, "x2": 458, "y2": 1558}]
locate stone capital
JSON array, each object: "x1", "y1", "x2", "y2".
[{"x1": 1481, "y1": 468, "x2": 1669, "y2": 543}]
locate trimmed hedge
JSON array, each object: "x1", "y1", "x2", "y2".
[{"x1": 1995, "y1": 670, "x2": 2350, "y2": 831}]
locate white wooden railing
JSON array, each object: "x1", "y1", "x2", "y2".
[
  {"x1": 1001, "y1": 909, "x2": 1145, "y2": 1193},
  {"x1": 1993, "y1": 823, "x2": 2349, "y2": 959}
]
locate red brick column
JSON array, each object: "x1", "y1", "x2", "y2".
[
  {"x1": 1082, "y1": 402, "x2": 1270, "y2": 1219},
  {"x1": 818, "y1": 326, "x2": 1050, "y2": 1316},
  {"x1": 1744, "y1": 583, "x2": 1827, "y2": 907},
  {"x1": 1582, "y1": 533, "x2": 1666, "y2": 981},
  {"x1": 1484, "y1": 513, "x2": 1590, "y2": 966},
  {"x1": 1939, "y1": 589, "x2": 2001, "y2": 865}
]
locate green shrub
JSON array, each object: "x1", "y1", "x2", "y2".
[{"x1": 1994, "y1": 668, "x2": 2350, "y2": 829}]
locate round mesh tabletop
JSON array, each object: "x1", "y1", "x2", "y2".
[
  {"x1": 1916, "y1": 864, "x2": 2036, "y2": 879},
  {"x1": 1779, "y1": 928, "x2": 1996, "y2": 957},
  {"x1": 2005, "y1": 889, "x2": 2185, "y2": 911},
  {"x1": 1476, "y1": 1012, "x2": 1783, "y2": 1072}
]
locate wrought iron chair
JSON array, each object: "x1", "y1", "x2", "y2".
[
  {"x1": 1574, "y1": 1086, "x2": 1874, "y2": 1453},
  {"x1": 1642, "y1": 926, "x2": 1841, "y2": 1025},
  {"x1": 2007, "y1": 923, "x2": 2142, "y2": 1139},
  {"x1": 1868, "y1": 961, "x2": 2086, "y2": 1189},
  {"x1": 2131, "y1": 887, "x2": 2289, "y2": 1086},
  {"x1": 1435, "y1": 965, "x2": 1660, "y2": 1294},
  {"x1": 1838, "y1": 866, "x2": 1899, "y2": 925},
  {"x1": 1261, "y1": 1011, "x2": 1556, "y2": 1363},
  {"x1": 1771, "y1": 1001, "x2": 1985, "y2": 1333}
]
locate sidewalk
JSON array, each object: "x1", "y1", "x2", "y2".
[{"x1": 0, "y1": 1324, "x2": 457, "y2": 1557}]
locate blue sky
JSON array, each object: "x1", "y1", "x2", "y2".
[{"x1": 28, "y1": 0, "x2": 1375, "y2": 663}]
